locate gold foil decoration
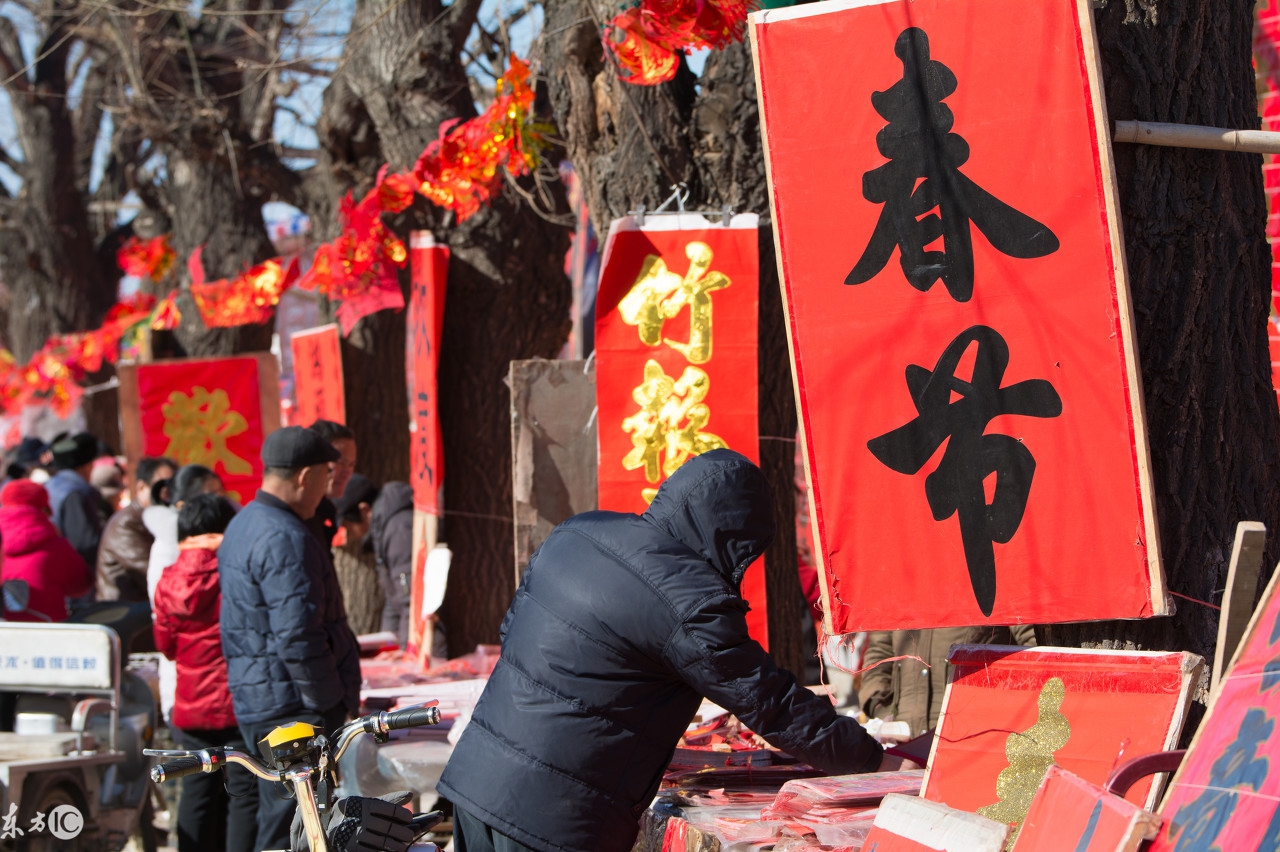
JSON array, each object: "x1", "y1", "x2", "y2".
[
  {"x1": 161, "y1": 386, "x2": 253, "y2": 476},
  {"x1": 617, "y1": 241, "x2": 730, "y2": 364},
  {"x1": 622, "y1": 360, "x2": 727, "y2": 497},
  {"x1": 977, "y1": 676, "x2": 1071, "y2": 848}
]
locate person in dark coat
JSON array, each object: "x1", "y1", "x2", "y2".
[
  {"x1": 368, "y1": 481, "x2": 413, "y2": 644},
  {"x1": 154, "y1": 493, "x2": 258, "y2": 852},
  {"x1": 96, "y1": 455, "x2": 175, "y2": 602},
  {"x1": 44, "y1": 431, "x2": 105, "y2": 571},
  {"x1": 217, "y1": 426, "x2": 361, "y2": 852},
  {"x1": 305, "y1": 420, "x2": 357, "y2": 549},
  {"x1": 438, "y1": 449, "x2": 899, "y2": 852}
]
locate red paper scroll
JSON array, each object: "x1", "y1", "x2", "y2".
[
  {"x1": 922, "y1": 646, "x2": 1199, "y2": 841},
  {"x1": 751, "y1": 0, "x2": 1165, "y2": 632},
  {"x1": 290, "y1": 324, "x2": 345, "y2": 427},
  {"x1": 408, "y1": 232, "x2": 448, "y2": 515},
  {"x1": 595, "y1": 213, "x2": 766, "y2": 647},
  {"x1": 125, "y1": 355, "x2": 280, "y2": 505},
  {"x1": 1147, "y1": 569, "x2": 1280, "y2": 851}
]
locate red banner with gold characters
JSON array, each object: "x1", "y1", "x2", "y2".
[
  {"x1": 751, "y1": 0, "x2": 1167, "y2": 633},
  {"x1": 409, "y1": 232, "x2": 448, "y2": 516},
  {"x1": 290, "y1": 324, "x2": 345, "y2": 427},
  {"x1": 595, "y1": 213, "x2": 766, "y2": 647},
  {"x1": 120, "y1": 355, "x2": 280, "y2": 506}
]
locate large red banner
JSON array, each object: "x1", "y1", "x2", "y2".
[
  {"x1": 131, "y1": 356, "x2": 274, "y2": 505},
  {"x1": 290, "y1": 324, "x2": 345, "y2": 427},
  {"x1": 409, "y1": 232, "x2": 448, "y2": 515},
  {"x1": 595, "y1": 213, "x2": 767, "y2": 646},
  {"x1": 751, "y1": 0, "x2": 1166, "y2": 632}
]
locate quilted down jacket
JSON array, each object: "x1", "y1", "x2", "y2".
[
  {"x1": 217, "y1": 491, "x2": 361, "y2": 726},
  {"x1": 153, "y1": 541, "x2": 237, "y2": 730},
  {"x1": 438, "y1": 450, "x2": 883, "y2": 852}
]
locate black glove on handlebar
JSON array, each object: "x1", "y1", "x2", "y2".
[{"x1": 291, "y1": 791, "x2": 416, "y2": 852}]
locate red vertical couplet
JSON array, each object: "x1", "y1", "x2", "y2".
[
  {"x1": 595, "y1": 213, "x2": 768, "y2": 648},
  {"x1": 134, "y1": 357, "x2": 268, "y2": 506},
  {"x1": 408, "y1": 232, "x2": 449, "y2": 516},
  {"x1": 290, "y1": 324, "x2": 345, "y2": 427},
  {"x1": 751, "y1": 0, "x2": 1166, "y2": 632}
]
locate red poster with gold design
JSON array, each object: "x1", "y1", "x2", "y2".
[
  {"x1": 290, "y1": 324, "x2": 345, "y2": 427},
  {"x1": 409, "y1": 232, "x2": 448, "y2": 516},
  {"x1": 121, "y1": 355, "x2": 280, "y2": 506},
  {"x1": 751, "y1": 0, "x2": 1166, "y2": 632},
  {"x1": 1147, "y1": 568, "x2": 1280, "y2": 851},
  {"x1": 923, "y1": 646, "x2": 1200, "y2": 843},
  {"x1": 595, "y1": 213, "x2": 766, "y2": 647}
]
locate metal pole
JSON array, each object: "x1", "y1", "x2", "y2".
[{"x1": 1114, "y1": 120, "x2": 1280, "y2": 155}]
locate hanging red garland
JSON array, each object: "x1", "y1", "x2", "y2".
[
  {"x1": 412, "y1": 56, "x2": 545, "y2": 221},
  {"x1": 189, "y1": 247, "x2": 300, "y2": 328},
  {"x1": 604, "y1": 0, "x2": 754, "y2": 85},
  {"x1": 117, "y1": 234, "x2": 177, "y2": 281}
]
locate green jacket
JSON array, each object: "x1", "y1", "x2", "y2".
[{"x1": 861, "y1": 625, "x2": 1037, "y2": 737}]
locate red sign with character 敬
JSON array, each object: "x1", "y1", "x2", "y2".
[
  {"x1": 409, "y1": 232, "x2": 448, "y2": 516},
  {"x1": 751, "y1": 0, "x2": 1167, "y2": 632},
  {"x1": 120, "y1": 354, "x2": 280, "y2": 506},
  {"x1": 290, "y1": 324, "x2": 345, "y2": 427},
  {"x1": 595, "y1": 213, "x2": 767, "y2": 647}
]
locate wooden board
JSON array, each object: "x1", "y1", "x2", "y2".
[
  {"x1": 1011, "y1": 766, "x2": 1160, "y2": 852},
  {"x1": 750, "y1": 0, "x2": 1165, "y2": 633},
  {"x1": 1212, "y1": 521, "x2": 1266, "y2": 690},
  {"x1": 509, "y1": 358, "x2": 598, "y2": 585}
]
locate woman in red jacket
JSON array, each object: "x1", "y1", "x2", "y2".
[
  {"x1": 153, "y1": 493, "x2": 257, "y2": 852},
  {"x1": 0, "y1": 478, "x2": 90, "y2": 621}
]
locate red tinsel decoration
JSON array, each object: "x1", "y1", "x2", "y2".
[
  {"x1": 118, "y1": 235, "x2": 177, "y2": 281},
  {"x1": 297, "y1": 166, "x2": 411, "y2": 301},
  {"x1": 604, "y1": 0, "x2": 754, "y2": 85},
  {"x1": 412, "y1": 56, "x2": 543, "y2": 221},
  {"x1": 191, "y1": 254, "x2": 300, "y2": 328}
]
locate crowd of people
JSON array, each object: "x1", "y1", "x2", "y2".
[{"x1": 0, "y1": 423, "x2": 417, "y2": 851}]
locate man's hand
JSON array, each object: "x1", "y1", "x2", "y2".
[
  {"x1": 877, "y1": 753, "x2": 922, "y2": 772},
  {"x1": 292, "y1": 791, "x2": 416, "y2": 852}
]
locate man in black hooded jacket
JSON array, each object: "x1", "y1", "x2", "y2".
[{"x1": 437, "y1": 449, "x2": 896, "y2": 852}]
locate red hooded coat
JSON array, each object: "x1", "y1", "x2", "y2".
[
  {"x1": 0, "y1": 504, "x2": 91, "y2": 621},
  {"x1": 153, "y1": 540, "x2": 237, "y2": 730}
]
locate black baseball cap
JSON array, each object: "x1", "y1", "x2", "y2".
[{"x1": 261, "y1": 426, "x2": 342, "y2": 469}]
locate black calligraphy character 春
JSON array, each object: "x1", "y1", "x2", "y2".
[
  {"x1": 846, "y1": 28, "x2": 1060, "y2": 302},
  {"x1": 867, "y1": 326, "x2": 1062, "y2": 616}
]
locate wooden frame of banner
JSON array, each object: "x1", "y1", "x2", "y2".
[
  {"x1": 749, "y1": 0, "x2": 1167, "y2": 633},
  {"x1": 117, "y1": 352, "x2": 281, "y2": 471}
]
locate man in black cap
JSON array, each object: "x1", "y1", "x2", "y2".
[
  {"x1": 45, "y1": 431, "x2": 106, "y2": 569},
  {"x1": 217, "y1": 426, "x2": 362, "y2": 851}
]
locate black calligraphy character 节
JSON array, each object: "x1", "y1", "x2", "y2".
[
  {"x1": 846, "y1": 28, "x2": 1060, "y2": 302},
  {"x1": 867, "y1": 326, "x2": 1062, "y2": 615}
]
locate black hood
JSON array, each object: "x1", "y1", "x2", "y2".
[{"x1": 642, "y1": 449, "x2": 776, "y2": 589}]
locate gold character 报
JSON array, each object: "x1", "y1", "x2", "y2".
[
  {"x1": 622, "y1": 360, "x2": 727, "y2": 502},
  {"x1": 617, "y1": 241, "x2": 730, "y2": 364},
  {"x1": 161, "y1": 386, "x2": 253, "y2": 476}
]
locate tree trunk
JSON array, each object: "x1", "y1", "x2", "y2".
[
  {"x1": 312, "y1": 0, "x2": 573, "y2": 654},
  {"x1": 542, "y1": 6, "x2": 808, "y2": 677},
  {"x1": 1039, "y1": 3, "x2": 1280, "y2": 686}
]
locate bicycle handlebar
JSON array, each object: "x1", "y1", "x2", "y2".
[
  {"x1": 150, "y1": 754, "x2": 205, "y2": 783},
  {"x1": 385, "y1": 704, "x2": 441, "y2": 731}
]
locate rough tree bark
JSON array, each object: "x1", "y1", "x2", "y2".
[
  {"x1": 312, "y1": 0, "x2": 572, "y2": 652},
  {"x1": 542, "y1": 3, "x2": 809, "y2": 677},
  {"x1": 0, "y1": 5, "x2": 121, "y2": 361},
  {"x1": 1039, "y1": 3, "x2": 1280, "y2": 687}
]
